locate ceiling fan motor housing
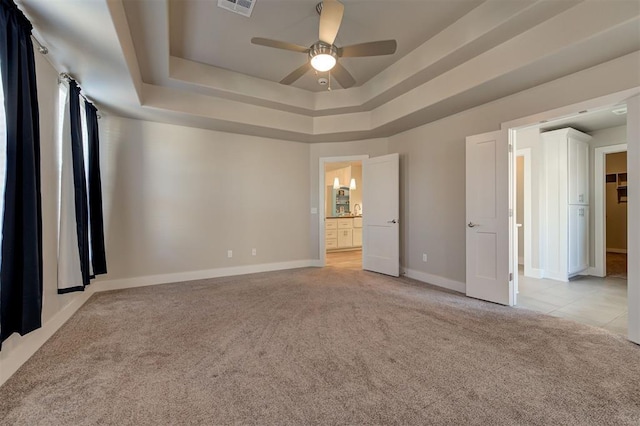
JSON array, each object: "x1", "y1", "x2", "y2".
[{"x1": 309, "y1": 42, "x2": 338, "y2": 60}]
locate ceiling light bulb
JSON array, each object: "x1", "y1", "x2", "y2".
[
  {"x1": 350, "y1": 178, "x2": 356, "y2": 190},
  {"x1": 311, "y1": 53, "x2": 336, "y2": 72},
  {"x1": 333, "y1": 177, "x2": 340, "y2": 189}
]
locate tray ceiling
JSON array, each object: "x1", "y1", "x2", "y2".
[
  {"x1": 166, "y1": 0, "x2": 483, "y2": 92},
  {"x1": 15, "y1": 0, "x2": 640, "y2": 142}
]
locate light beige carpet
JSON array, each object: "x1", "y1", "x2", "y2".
[{"x1": 1, "y1": 267, "x2": 639, "y2": 425}]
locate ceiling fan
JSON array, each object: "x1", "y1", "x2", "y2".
[{"x1": 251, "y1": 0, "x2": 397, "y2": 89}]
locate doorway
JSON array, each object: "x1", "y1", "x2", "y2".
[
  {"x1": 319, "y1": 155, "x2": 368, "y2": 269},
  {"x1": 511, "y1": 106, "x2": 628, "y2": 335},
  {"x1": 605, "y1": 151, "x2": 628, "y2": 279}
]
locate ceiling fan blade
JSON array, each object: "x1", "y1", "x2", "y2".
[
  {"x1": 339, "y1": 40, "x2": 397, "y2": 57},
  {"x1": 251, "y1": 37, "x2": 310, "y2": 53},
  {"x1": 319, "y1": 0, "x2": 344, "y2": 45},
  {"x1": 331, "y1": 62, "x2": 355, "y2": 89},
  {"x1": 280, "y1": 63, "x2": 312, "y2": 85}
]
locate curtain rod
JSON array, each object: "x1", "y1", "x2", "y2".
[
  {"x1": 58, "y1": 73, "x2": 102, "y2": 119},
  {"x1": 30, "y1": 35, "x2": 48, "y2": 55}
]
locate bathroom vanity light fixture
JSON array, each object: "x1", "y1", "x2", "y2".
[
  {"x1": 333, "y1": 177, "x2": 340, "y2": 189},
  {"x1": 350, "y1": 178, "x2": 356, "y2": 190}
]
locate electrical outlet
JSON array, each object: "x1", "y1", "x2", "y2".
[
  {"x1": 227, "y1": 250, "x2": 233, "y2": 258},
  {"x1": 422, "y1": 253, "x2": 427, "y2": 262},
  {"x1": 252, "y1": 248, "x2": 257, "y2": 256}
]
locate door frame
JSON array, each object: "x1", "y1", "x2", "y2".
[
  {"x1": 318, "y1": 155, "x2": 369, "y2": 267},
  {"x1": 594, "y1": 144, "x2": 627, "y2": 277},
  {"x1": 501, "y1": 87, "x2": 639, "y2": 343},
  {"x1": 515, "y1": 148, "x2": 532, "y2": 282}
]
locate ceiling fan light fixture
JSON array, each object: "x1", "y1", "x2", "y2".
[
  {"x1": 309, "y1": 42, "x2": 338, "y2": 72},
  {"x1": 311, "y1": 54, "x2": 336, "y2": 72}
]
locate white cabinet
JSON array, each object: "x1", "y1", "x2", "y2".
[
  {"x1": 353, "y1": 217, "x2": 363, "y2": 246},
  {"x1": 541, "y1": 128, "x2": 592, "y2": 281},
  {"x1": 325, "y1": 217, "x2": 363, "y2": 250},
  {"x1": 568, "y1": 205, "x2": 589, "y2": 274},
  {"x1": 337, "y1": 218, "x2": 353, "y2": 248},
  {"x1": 325, "y1": 219, "x2": 338, "y2": 249},
  {"x1": 568, "y1": 136, "x2": 589, "y2": 204},
  {"x1": 337, "y1": 229, "x2": 353, "y2": 248}
]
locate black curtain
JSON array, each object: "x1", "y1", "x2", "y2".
[
  {"x1": 85, "y1": 100, "x2": 106, "y2": 275},
  {"x1": 0, "y1": 0, "x2": 43, "y2": 345},
  {"x1": 68, "y1": 80, "x2": 90, "y2": 287}
]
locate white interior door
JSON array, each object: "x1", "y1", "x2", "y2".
[
  {"x1": 466, "y1": 131, "x2": 513, "y2": 305},
  {"x1": 363, "y1": 153, "x2": 399, "y2": 276}
]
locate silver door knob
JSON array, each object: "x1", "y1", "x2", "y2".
[{"x1": 468, "y1": 222, "x2": 479, "y2": 228}]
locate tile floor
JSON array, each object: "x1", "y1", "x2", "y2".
[
  {"x1": 516, "y1": 268, "x2": 627, "y2": 335},
  {"x1": 326, "y1": 251, "x2": 628, "y2": 336}
]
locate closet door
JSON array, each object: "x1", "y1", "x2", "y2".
[
  {"x1": 578, "y1": 207, "x2": 589, "y2": 272},
  {"x1": 568, "y1": 138, "x2": 589, "y2": 204},
  {"x1": 568, "y1": 205, "x2": 589, "y2": 274}
]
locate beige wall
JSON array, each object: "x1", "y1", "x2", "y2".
[
  {"x1": 387, "y1": 55, "x2": 639, "y2": 286},
  {"x1": 606, "y1": 152, "x2": 627, "y2": 251},
  {"x1": 98, "y1": 117, "x2": 312, "y2": 280}
]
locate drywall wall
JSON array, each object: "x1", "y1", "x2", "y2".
[
  {"x1": 388, "y1": 54, "x2": 639, "y2": 288},
  {"x1": 605, "y1": 152, "x2": 628, "y2": 251},
  {"x1": 309, "y1": 139, "x2": 389, "y2": 260},
  {"x1": 98, "y1": 117, "x2": 312, "y2": 281},
  {"x1": 0, "y1": 52, "x2": 89, "y2": 383}
]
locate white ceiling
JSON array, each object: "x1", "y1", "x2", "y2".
[
  {"x1": 167, "y1": 0, "x2": 483, "y2": 92},
  {"x1": 537, "y1": 106, "x2": 628, "y2": 133},
  {"x1": 15, "y1": 0, "x2": 640, "y2": 142}
]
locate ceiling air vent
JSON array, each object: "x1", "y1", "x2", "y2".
[{"x1": 217, "y1": 0, "x2": 256, "y2": 17}]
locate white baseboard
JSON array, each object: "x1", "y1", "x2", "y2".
[
  {"x1": 524, "y1": 267, "x2": 543, "y2": 279},
  {"x1": 402, "y1": 268, "x2": 466, "y2": 293},
  {"x1": 94, "y1": 260, "x2": 316, "y2": 292},
  {"x1": 588, "y1": 267, "x2": 604, "y2": 277},
  {"x1": 0, "y1": 288, "x2": 94, "y2": 387},
  {"x1": 542, "y1": 271, "x2": 569, "y2": 282},
  {"x1": 607, "y1": 248, "x2": 628, "y2": 254},
  {"x1": 309, "y1": 259, "x2": 324, "y2": 268},
  {"x1": 518, "y1": 256, "x2": 524, "y2": 265}
]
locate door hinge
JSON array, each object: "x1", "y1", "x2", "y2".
[
  {"x1": 509, "y1": 272, "x2": 513, "y2": 282},
  {"x1": 508, "y1": 144, "x2": 513, "y2": 153},
  {"x1": 509, "y1": 209, "x2": 513, "y2": 217}
]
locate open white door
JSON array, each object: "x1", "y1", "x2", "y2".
[
  {"x1": 466, "y1": 131, "x2": 514, "y2": 305},
  {"x1": 363, "y1": 153, "x2": 399, "y2": 277}
]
